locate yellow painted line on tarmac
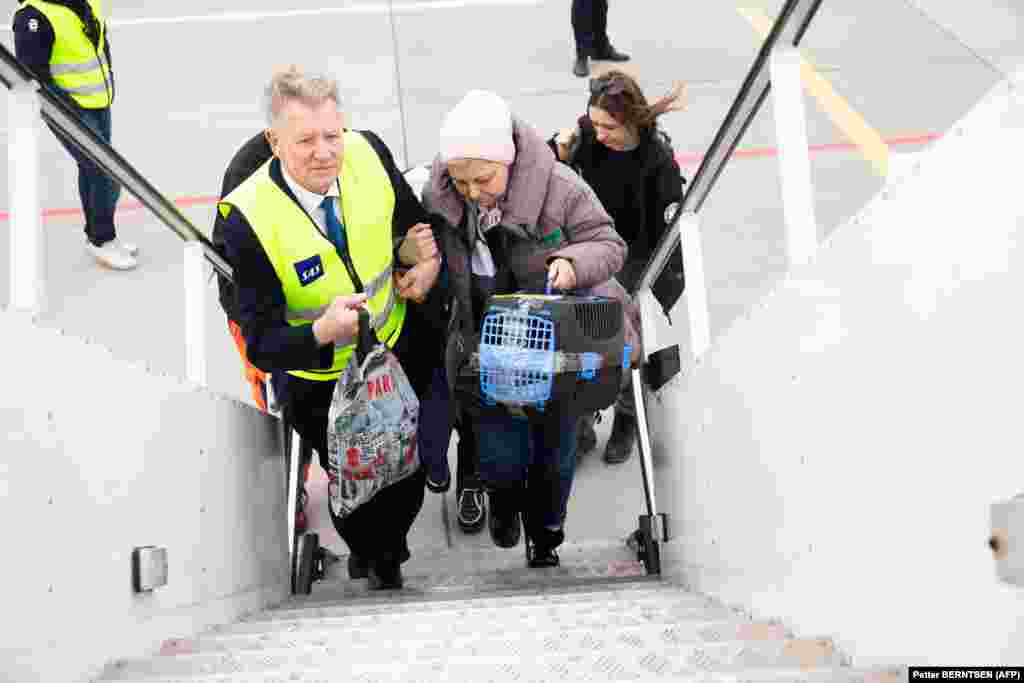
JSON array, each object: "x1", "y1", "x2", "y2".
[{"x1": 737, "y1": 4, "x2": 890, "y2": 178}]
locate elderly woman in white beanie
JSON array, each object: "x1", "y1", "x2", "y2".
[{"x1": 422, "y1": 90, "x2": 633, "y2": 567}]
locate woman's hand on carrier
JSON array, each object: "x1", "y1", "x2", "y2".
[
  {"x1": 313, "y1": 293, "x2": 368, "y2": 345},
  {"x1": 395, "y1": 256, "x2": 441, "y2": 304},
  {"x1": 547, "y1": 257, "x2": 577, "y2": 291}
]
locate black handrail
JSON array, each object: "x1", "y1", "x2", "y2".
[
  {"x1": 636, "y1": 0, "x2": 824, "y2": 294},
  {"x1": 0, "y1": 44, "x2": 233, "y2": 281}
]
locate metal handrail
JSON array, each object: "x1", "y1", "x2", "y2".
[
  {"x1": 0, "y1": 44, "x2": 233, "y2": 280},
  {"x1": 625, "y1": 0, "x2": 825, "y2": 568},
  {"x1": 636, "y1": 0, "x2": 824, "y2": 293}
]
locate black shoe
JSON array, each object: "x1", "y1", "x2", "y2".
[
  {"x1": 347, "y1": 554, "x2": 369, "y2": 579},
  {"x1": 593, "y1": 45, "x2": 630, "y2": 62},
  {"x1": 576, "y1": 412, "x2": 599, "y2": 457},
  {"x1": 348, "y1": 547, "x2": 409, "y2": 580},
  {"x1": 367, "y1": 561, "x2": 403, "y2": 590},
  {"x1": 528, "y1": 546, "x2": 560, "y2": 568},
  {"x1": 426, "y1": 473, "x2": 451, "y2": 494},
  {"x1": 603, "y1": 411, "x2": 637, "y2": 464},
  {"x1": 573, "y1": 55, "x2": 590, "y2": 77},
  {"x1": 457, "y1": 487, "x2": 486, "y2": 533},
  {"x1": 487, "y1": 491, "x2": 521, "y2": 548}
]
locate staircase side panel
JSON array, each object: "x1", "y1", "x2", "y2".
[
  {"x1": 0, "y1": 313, "x2": 289, "y2": 683},
  {"x1": 649, "y1": 73, "x2": 1024, "y2": 665}
]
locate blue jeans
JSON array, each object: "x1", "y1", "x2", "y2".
[
  {"x1": 474, "y1": 412, "x2": 578, "y2": 531},
  {"x1": 51, "y1": 106, "x2": 120, "y2": 246}
]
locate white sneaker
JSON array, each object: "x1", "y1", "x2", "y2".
[
  {"x1": 88, "y1": 241, "x2": 138, "y2": 270},
  {"x1": 111, "y1": 239, "x2": 139, "y2": 256}
]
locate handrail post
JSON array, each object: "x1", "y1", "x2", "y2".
[
  {"x1": 183, "y1": 241, "x2": 207, "y2": 385},
  {"x1": 680, "y1": 213, "x2": 712, "y2": 358},
  {"x1": 770, "y1": 45, "x2": 819, "y2": 267},
  {"x1": 8, "y1": 83, "x2": 45, "y2": 314}
]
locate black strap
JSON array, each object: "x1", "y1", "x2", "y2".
[{"x1": 355, "y1": 308, "x2": 378, "y2": 366}]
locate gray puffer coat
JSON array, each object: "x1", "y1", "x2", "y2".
[{"x1": 422, "y1": 116, "x2": 642, "y2": 401}]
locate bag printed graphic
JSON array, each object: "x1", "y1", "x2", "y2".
[{"x1": 327, "y1": 310, "x2": 420, "y2": 519}]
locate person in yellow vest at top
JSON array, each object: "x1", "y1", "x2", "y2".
[
  {"x1": 13, "y1": 0, "x2": 136, "y2": 270},
  {"x1": 217, "y1": 67, "x2": 445, "y2": 590}
]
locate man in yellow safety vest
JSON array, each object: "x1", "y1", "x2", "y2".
[
  {"x1": 13, "y1": 0, "x2": 136, "y2": 270},
  {"x1": 217, "y1": 66, "x2": 445, "y2": 590}
]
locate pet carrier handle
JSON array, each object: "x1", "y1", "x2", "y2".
[{"x1": 355, "y1": 307, "x2": 377, "y2": 366}]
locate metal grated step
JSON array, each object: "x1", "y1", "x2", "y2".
[
  {"x1": 292, "y1": 571, "x2": 654, "y2": 606},
  {"x1": 211, "y1": 602, "x2": 741, "y2": 638},
  {"x1": 256, "y1": 584, "x2": 706, "y2": 622},
  {"x1": 100, "y1": 635, "x2": 842, "y2": 680},
  {"x1": 167, "y1": 617, "x2": 780, "y2": 657},
  {"x1": 96, "y1": 539, "x2": 899, "y2": 683},
  {"x1": 98, "y1": 666, "x2": 902, "y2": 683}
]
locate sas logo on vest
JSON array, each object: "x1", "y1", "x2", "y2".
[{"x1": 294, "y1": 254, "x2": 325, "y2": 286}]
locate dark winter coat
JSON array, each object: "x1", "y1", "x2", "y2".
[{"x1": 550, "y1": 116, "x2": 686, "y2": 312}]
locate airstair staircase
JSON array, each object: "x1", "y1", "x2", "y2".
[{"x1": 97, "y1": 540, "x2": 900, "y2": 682}]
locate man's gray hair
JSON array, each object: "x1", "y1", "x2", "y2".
[{"x1": 265, "y1": 65, "x2": 341, "y2": 127}]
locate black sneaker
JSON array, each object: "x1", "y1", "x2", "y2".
[
  {"x1": 593, "y1": 45, "x2": 630, "y2": 62},
  {"x1": 487, "y1": 490, "x2": 521, "y2": 548},
  {"x1": 528, "y1": 546, "x2": 560, "y2": 568},
  {"x1": 426, "y1": 473, "x2": 451, "y2": 494},
  {"x1": 457, "y1": 488, "x2": 486, "y2": 533}
]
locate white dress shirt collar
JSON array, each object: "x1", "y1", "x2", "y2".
[{"x1": 280, "y1": 162, "x2": 340, "y2": 220}]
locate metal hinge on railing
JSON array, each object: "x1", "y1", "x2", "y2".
[{"x1": 629, "y1": 513, "x2": 670, "y2": 575}]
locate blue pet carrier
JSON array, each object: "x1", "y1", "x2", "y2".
[{"x1": 473, "y1": 294, "x2": 627, "y2": 416}]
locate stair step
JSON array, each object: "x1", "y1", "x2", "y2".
[
  {"x1": 261, "y1": 583, "x2": 705, "y2": 622},
  {"x1": 302, "y1": 566, "x2": 650, "y2": 603},
  {"x1": 173, "y1": 618, "x2": 786, "y2": 656},
  {"x1": 100, "y1": 665, "x2": 894, "y2": 683},
  {"x1": 102, "y1": 636, "x2": 840, "y2": 680},
  {"x1": 394, "y1": 538, "x2": 642, "y2": 575},
  {"x1": 215, "y1": 602, "x2": 740, "y2": 638}
]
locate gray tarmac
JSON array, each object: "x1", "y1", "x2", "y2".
[{"x1": 0, "y1": 0, "x2": 1020, "y2": 555}]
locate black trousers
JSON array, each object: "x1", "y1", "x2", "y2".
[
  {"x1": 571, "y1": 0, "x2": 610, "y2": 56},
  {"x1": 277, "y1": 322, "x2": 430, "y2": 566},
  {"x1": 454, "y1": 410, "x2": 481, "y2": 491}
]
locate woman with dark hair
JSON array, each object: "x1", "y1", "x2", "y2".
[{"x1": 550, "y1": 70, "x2": 688, "y2": 465}]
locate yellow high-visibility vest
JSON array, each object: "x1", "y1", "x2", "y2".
[
  {"x1": 23, "y1": 0, "x2": 112, "y2": 108},
  {"x1": 220, "y1": 131, "x2": 406, "y2": 381}
]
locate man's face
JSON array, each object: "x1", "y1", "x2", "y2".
[{"x1": 271, "y1": 98, "x2": 344, "y2": 195}]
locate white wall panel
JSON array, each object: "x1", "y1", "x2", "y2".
[
  {"x1": 650, "y1": 73, "x2": 1024, "y2": 664},
  {"x1": 0, "y1": 312, "x2": 288, "y2": 683}
]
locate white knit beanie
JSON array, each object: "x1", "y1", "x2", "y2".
[{"x1": 439, "y1": 90, "x2": 516, "y2": 165}]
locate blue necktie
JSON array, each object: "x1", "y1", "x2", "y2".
[{"x1": 320, "y1": 196, "x2": 346, "y2": 253}]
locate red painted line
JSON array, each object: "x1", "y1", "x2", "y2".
[
  {"x1": 0, "y1": 193, "x2": 220, "y2": 222},
  {"x1": 675, "y1": 132, "x2": 941, "y2": 166},
  {"x1": 0, "y1": 133, "x2": 941, "y2": 222}
]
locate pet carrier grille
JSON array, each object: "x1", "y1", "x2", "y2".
[{"x1": 479, "y1": 310, "x2": 556, "y2": 407}]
